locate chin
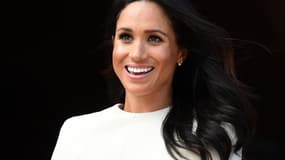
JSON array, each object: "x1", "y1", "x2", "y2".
[{"x1": 125, "y1": 86, "x2": 153, "y2": 97}]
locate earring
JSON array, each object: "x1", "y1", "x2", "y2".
[{"x1": 177, "y1": 60, "x2": 183, "y2": 66}]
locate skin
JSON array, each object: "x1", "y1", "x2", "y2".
[{"x1": 112, "y1": 1, "x2": 187, "y2": 112}]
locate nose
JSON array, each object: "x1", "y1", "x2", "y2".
[{"x1": 130, "y1": 40, "x2": 147, "y2": 61}]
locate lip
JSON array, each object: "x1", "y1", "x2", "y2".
[{"x1": 124, "y1": 64, "x2": 154, "y2": 79}]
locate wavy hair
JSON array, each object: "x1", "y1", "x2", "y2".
[{"x1": 103, "y1": 0, "x2": 256, "y2": 160}]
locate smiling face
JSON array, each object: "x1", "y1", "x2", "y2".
[{"x1": 112, "y1": 1, "x2": 186, "y2": 99}]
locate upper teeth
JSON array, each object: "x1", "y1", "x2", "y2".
[{"x1": 127, "y1": 67, "x2": 153, "y2": 73}]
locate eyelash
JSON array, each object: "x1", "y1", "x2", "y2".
[
  {"x1": 118, "y1": 33, "x2": 133, "y2": 42},
  {"x1": 148, "y1": 35, "x2": 163, "y2": 43},
  {"x1": 118, "y1": 33, "x2": 163, "y2": 44}
]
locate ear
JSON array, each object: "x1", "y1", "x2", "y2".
[
  {"x1": 180, "y1": 48, "x2": 188, "y2": 60},
  {"x1": 112, "y1": 35, "x2": 115, "y2": 43},
  {"x1": 177, "y1": 48, "x2": 188, "y2": 66}
]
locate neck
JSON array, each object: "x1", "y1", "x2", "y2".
[{"x1": 123, "y1": 90, "x2": 172, "y2": 113}]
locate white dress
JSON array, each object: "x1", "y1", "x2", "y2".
[{"x1": 51, "y1": 104, "x2": 242, "y2": 160}]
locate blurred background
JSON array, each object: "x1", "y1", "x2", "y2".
[{"x1": 5, "y1": 0, "x2": 284, "y2": 159}]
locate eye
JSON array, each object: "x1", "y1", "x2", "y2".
[
  {"x1": 118, "y1": 33, "x2": 133, "y2": 42},
  {"x1": 148, "y1": 35, "x2": 163, "y2": 43}
]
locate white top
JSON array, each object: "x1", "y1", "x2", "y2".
[{"x1": 51, "y1": 104, "x2": 241, "y2": 160}]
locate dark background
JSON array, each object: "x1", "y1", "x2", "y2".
[{"x1": 5, "y1": 0, "x2": 284, "y2": 159}]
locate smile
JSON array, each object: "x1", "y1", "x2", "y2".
[{"x1": 125, "y1": 66, "x2": 154, "y2": 75}]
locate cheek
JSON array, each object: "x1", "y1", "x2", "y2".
[
  {"x1": 155, "y1": 47, "x2": 178, "y2": 65},
  {"x1": 154, "y1": 47, "x2": 179, "y2": 79},
  {"x1": 112, "y1": 43, "x2": 129, "y2": 74},
  {"x1": 113, "y1": 44, "x2": 126, "y2": 63}
]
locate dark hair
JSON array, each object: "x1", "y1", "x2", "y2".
[{"x1": 103, "y1": 0, "x2": 256, "y2": 160}]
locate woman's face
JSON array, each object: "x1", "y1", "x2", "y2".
[{"x1": 113, "y1": 1, "x2": 186, "y2": 98}]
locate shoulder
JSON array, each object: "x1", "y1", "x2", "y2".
[
  {"x1": 56, "y1": 103, "x2": 121, "y2": 146},
  {"x1": 61, "y1": 104, "x2": 119, "y2": 132},
  {"x1": 51, "y1": 104, "x2": 120, "y2": 160}
]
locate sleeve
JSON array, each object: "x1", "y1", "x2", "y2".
[
  {"x1": 210, "y1": 148, "x2": 242, "y2": 160},
  {"x1": 229, "y1": 149, "x2": 242, "y2": 160},
  {"x1": 222, "y1": 122, "x2": 242, "y2": 160},
  {"x1": 51, "y1": 117, "x2": 81, "y2": 160},
  {"x1": 191, "y1": 120, "x2": 242, "y2": 160},
  {"x1": 209, "y1": 122, "x2": 242, "y2": 160}
]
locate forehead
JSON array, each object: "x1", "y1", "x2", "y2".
[{"x1": 116, "y1": 1, "x2": 173, "y2": 31}]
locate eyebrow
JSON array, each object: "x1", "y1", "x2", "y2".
[{"x1": 117, "y1": 27, "x2": 168, "y2": 37}]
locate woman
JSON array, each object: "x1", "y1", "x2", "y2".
[{"x1": 52, "y1": 0, "x2": 256, "y2": 160}]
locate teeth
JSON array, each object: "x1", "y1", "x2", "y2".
[{"x1": 127, "y1": 66, "x2": 153, "y2": 74}]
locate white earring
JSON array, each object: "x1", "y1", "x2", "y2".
[{"x1": 177, "y1": 59, "x2": 183, "y2": 66}]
